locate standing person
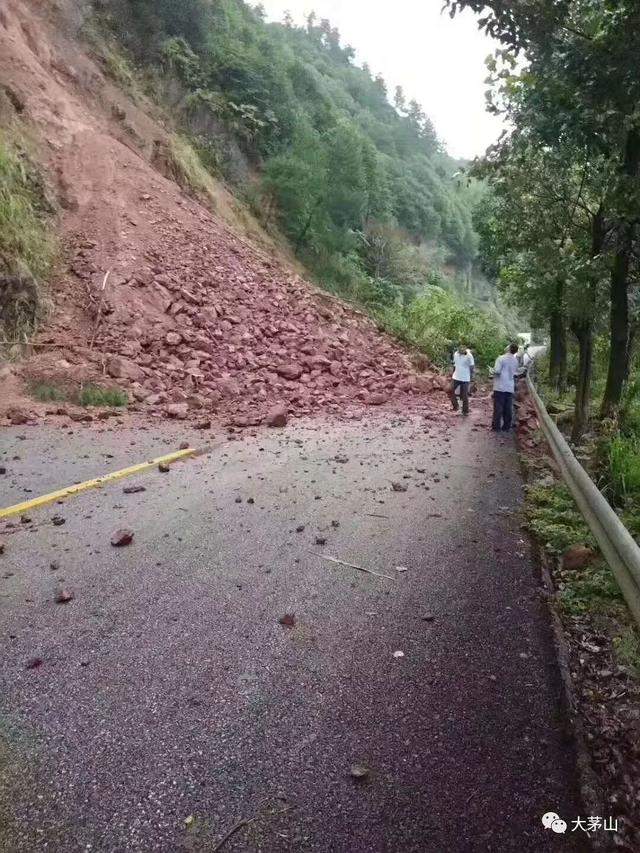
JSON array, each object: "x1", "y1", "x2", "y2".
[
  {"x1": 451, "y1": 343, "x2": 475, "y2": 415},
  {"x1": 492, "y1": 343, "x2": 520, "y2": 431}
]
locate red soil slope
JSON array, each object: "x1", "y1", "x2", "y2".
[{"x1": 0, "y1": 0, "x2": 446, "y2": 426}]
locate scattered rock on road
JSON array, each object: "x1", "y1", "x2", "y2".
[
  {"x1": 51, "y1": 515, "x2": 66, "y2": 526},
  {"x1": 391, "y1": 482, "x2": 408, "y2": 492},
  {"x1": 123, "y1": 485, "x2": 146, "y2": 494},
  {"x1": 266, "y1": 405, "x2": 287, "y2": 428},
  {"x1": 350, "y1": 764, "x2": 370, "y2": 780},
  {"x1": 111, "y1": 528, "x2": 134, "y2": 547},
  {"x1": 158, "y1": 462, "x2": 170, "y2": 473},
  {"x1": 54, "y1": 588, "x2": 74, "y2": 604}
]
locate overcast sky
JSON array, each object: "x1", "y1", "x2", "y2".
[{"x1": 258, "y1": 0, "x2": 504, "y2": 160}]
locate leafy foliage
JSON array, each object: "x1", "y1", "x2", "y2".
[{"x1": 97, "y1": 1, "x2": 486, "y2": 285}]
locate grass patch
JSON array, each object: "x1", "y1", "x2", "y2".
[
  {"x1": 0, "y1": 129, "x2": 57, "y2": 344},
  {"x1": 77, "y1": 386, "x2": 128, "y2": 407},
  {"x1": 30, "y1": 382, "x2": 68, "y2": 403},
  {"x1": 613, "y1": 626, "x2": 640, "y2": 673},
  {"x1": 0, "y1": 133, "x2": 56, "y2": 282},
  {"x1": 526, "y1": 484, "x2": 594, "y2": 554},
  {"x1": 28, "y1": 382, "x2": 127, "y2": 408},
  {"x1": 527, "y1": 484, "x2": 626, "y2": 617},
  {"x1": 558, "y1": 560, "x2": 624, "y2": 617},
  {"x1": 166, "y1": 135, "x2": 218, "y2": 206}
]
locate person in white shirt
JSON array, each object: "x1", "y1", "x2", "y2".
[
  {"x1": 492, "y1": 343, "x2": 520, "y2": 431},
  {"x1": 451, "y1": 343, "x2": 475, "y2": 415}
]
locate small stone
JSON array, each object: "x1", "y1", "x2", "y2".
[
  {"x1": 51, "y1": 515, "x2": 66, "y2": 526},
  {"x1": 179, "y1": 441, "x2": 190, "y2": 450},
  {"x1": 158, "y1": 462, "x2": 170, "y2": 473},
  {"x1": 350, "y1": 764, "x2": 370, "y2": 780},
  {"x1": 54, "y1": 588, "x2": 74, "y2": 604},
  {"x1": 50, "y1": 560, "x2": 60, "y2": 571},
  {"x1": 562, "y1": 544, "x2": 595, "y2": 571},
  {"x1": 20, "y1": 514, "x2": 31, "y2": 524},
  {"x1": 247, "y1": 497, "x2": 255, "y2": 505},
  {"x1": 315, "y1": 536, "x2": 327, "y2": 546},
  {"x1": 296, "y1": 525, "x2": 305, "y2": 533},
  {"x1": 235, "y1": 496, "x2": 242, "y2": 503},
  {"x1": 111, "y1": 528, "x2": 134, "y2": 547},
  {"x1": 391, "y1": 482, "x2": 408, "y2": 492}
]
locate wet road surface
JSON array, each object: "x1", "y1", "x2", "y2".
[{"x1": 0, "y1": 406, "x2": 584, "y2": 851}]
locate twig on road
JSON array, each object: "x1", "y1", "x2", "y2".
[
  {"x1": 365, "y1": 513, "x2": 390, "y2": 519},
  {"x1": 309, "y1": 552, "x2": 396, "y2": 581},
  {"x1": 212, "y1": 807, "x2": 290, "y2": 852},
  {"x1": 212, "y1": 819, "x2": 248, "y2": 852}
]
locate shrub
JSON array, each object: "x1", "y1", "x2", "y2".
[
  {"x1": 77, "y1": 386, "x2": 128, "y2": 407},
  {"x1": 0, "y1": 134, "x2": 56, "y2": 341}
]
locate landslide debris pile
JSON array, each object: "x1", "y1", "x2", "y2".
[{"x1": 52, "y1": 211, "x2": 443, "y2": 424}]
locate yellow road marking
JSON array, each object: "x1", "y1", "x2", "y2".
[{"x1": 0, "y1": 448, "x2": 198, "y2": 520}]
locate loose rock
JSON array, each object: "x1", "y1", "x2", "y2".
[{"x1": 111, "y1": 528, "x2": 134, "y2": 547}]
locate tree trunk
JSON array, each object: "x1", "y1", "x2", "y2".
[
  {"x1": 625, "y1": 319, "x2": 637, "y2": 381},
  {"x1": 571, "y1": 319, "x2": 593, "y2": 443},
  {"x1": 601, "y1": 234, "x2": 632, "y2": 417},
  {"x1": 601, "y1": 127, "x2": 640, "y2": 418},
  {"x1": 548, "y1": 280, "x2": 567, "y2": 392}
]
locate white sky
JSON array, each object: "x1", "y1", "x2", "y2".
[{"x1": 258, "y1": 0, "x2": 505, "y2": 159}]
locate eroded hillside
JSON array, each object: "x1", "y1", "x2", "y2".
[{"x1": 0, "y1": 0, "x2": 446, "y2": 426}]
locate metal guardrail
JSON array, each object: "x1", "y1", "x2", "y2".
[{"x1": 527, "y1": 374, "x2": 640, "y2": 628}]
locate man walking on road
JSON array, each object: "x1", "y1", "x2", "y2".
[
  {"x1": 492, "y1": 343, "x2": 520, "y2": 431},
  {"x1": 451, "y1": 343, "x2": 474, "y2": 415}
]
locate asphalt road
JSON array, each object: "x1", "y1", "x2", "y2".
[{"x1": 0, "y1": 401, "x2": 585, "y2": 852}]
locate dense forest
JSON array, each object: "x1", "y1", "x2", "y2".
[{"x1": 87, "y1": 0, "x2": 515, "y2": 366}]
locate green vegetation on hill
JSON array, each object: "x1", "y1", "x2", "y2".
[
  {"x1": 92, "y1": 0, "x2": 516, "y2": 366},
  {"x1": 0, "y1": 112, "x2": 56, "y2": 344}
]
